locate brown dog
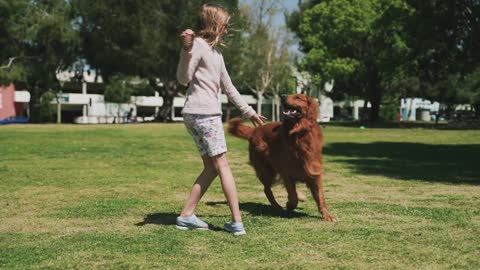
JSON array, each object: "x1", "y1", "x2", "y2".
[{"x1": 228, "y1": 94, "x2": 336, "y2": 221}]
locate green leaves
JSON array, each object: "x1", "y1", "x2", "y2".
[
  {"x1": 0, "y1": 0, "x2": 81, "y2": 121},
  {"x1": 237, "y1": 1, "x2": 294, "y2": 97},
  {"x1": 294, "y1": 0, "x2": 417, "y2": 121}
]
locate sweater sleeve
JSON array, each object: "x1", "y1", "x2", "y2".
[
  {"x1": 220, "y1": 56, "x2": 256, "y2": 119},
  {"x1": 176, "y1": 38, "x2": 203, "y2": 86}
]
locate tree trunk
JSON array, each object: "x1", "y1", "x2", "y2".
[
  {"x1": 369, "y1": 97, "x2": 381, "y2": 122},
  {"x1": 256, "y1": 93, "x2": 263, "y2": 116},
  {"x1": 158, "y1": 95, "x2": 174, "y2": 122},
  {"x1": 368, "y1": 85, "x2": 382, "y2": 122},
  {"x1": 446, "y1": 104, "x2": 454, "y2": 121},
  {"x1": 29, "y1": 84, "x2": 42, "y2": 123},
  {"x1": 274, "y1": 94, "x2": 280, "y2": 122},
  {"x1": 474, "y1": 103, "x2": 480, "y2": 119},
  {"x1": 360, "y1": 99, "x2": 368, "y2": 125},
  {"x1": 149, "y1": 78, "x2": 177, "y2": 122},
  {"x1": 271, "y1": 96, "x2": 276, "y2": 121}
]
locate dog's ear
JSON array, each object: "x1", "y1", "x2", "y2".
[{"x1": 289, "y1": 97, "x2": 318, "y2": 135}]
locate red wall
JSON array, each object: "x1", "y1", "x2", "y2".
[{"x1": 0, "y1": 84, "x2": 16, "y2": 120}]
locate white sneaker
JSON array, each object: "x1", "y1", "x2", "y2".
[
  {"x1": 176, "y1": 215, "x2": 209, "y2": 230},
  {"x1": 223, "y1": 221, "x2": 246, "y2": 236}
]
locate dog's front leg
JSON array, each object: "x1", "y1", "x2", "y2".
[
  {"x1": 285, "y1": 178, "x2": 299, "y2": 211},
  {"x1": 308, "y1": 175, "x2": 337, "y2": 222}
]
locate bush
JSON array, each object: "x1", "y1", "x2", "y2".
[
  {"x1": 380, "y1": 103, "x2": 399, "y2": 121},
  {"x1": 39, "y1": 90, "x2": 57, "y2": 122}
]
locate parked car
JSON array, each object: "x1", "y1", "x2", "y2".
[
  {"x1": 450, "y1": 110, "x2": 476, "y2": 121},
  {"x1": 0, "y1": 116, "x2": 29, "y2": 124}
]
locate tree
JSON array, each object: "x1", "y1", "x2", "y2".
[
  {"x1": 461, "y1": 68, "x2": 480, "y2": 117},
  {"x1": 405, "y1": 0, "x2": 480, "y2": 111},
  {"x1": 239, "y1": 0, "x2": 294, "y2": 116},
  {"x1": 270, "y1": 42, "x2": 294, "y2": 121},
  {"x1": 0, "y1": 0, "x2": 79, "y2": 122},
  {"x1": 291, "y1": 0, "x2": 480, "y2": 121},
  {"x1": 290, "y1": 0, "x2": 414, "y2": 122},
  {"x1": 218, "y1": 5, "x2": 251, "y2": 121},
  {"x1": 73, "y1": 0, "x2": 240, "y2": 122}
]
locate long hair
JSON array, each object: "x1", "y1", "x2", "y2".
[{"x1": 196, "y1": 3, "x2": 230, "y2": 48}]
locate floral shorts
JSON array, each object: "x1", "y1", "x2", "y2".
[{"x1": 183, "y1": 114, "x2": 227, "y2": 157}]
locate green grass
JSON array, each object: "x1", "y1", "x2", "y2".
[{"x1": 1, "y1": 123, "x2": 479, "y2": 269}]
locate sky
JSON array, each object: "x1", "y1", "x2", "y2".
[
  {"x1": 239, "y1": 0, "x2": 299, "y2": 28},
  {"x1": 239, "y1": 0, "x2": 301, "y2": 53}
]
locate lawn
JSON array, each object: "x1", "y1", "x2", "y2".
[{"x1": 1, "y1": 123, "x2": 479, "y2": 269}]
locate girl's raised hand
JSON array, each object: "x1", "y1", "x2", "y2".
[
  {"x1": 180, "y1": 29, "x2": 195, "y2": 51},
  {"x1": 250, "y1": 114, "x2": 267, "y2": 127}
]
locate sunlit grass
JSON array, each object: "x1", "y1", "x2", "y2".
[{"x1": 1, "y1": 123, "x2": 479, "y2": 269}]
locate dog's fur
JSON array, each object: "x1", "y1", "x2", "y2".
[{"x1": 228, "y1": 94, "x2": 336, "y2": 221}]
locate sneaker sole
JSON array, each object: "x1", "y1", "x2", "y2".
[
  {"x1": 176, "y1": 225, "x2": 209, "y2": 231},
  {"x1": 232, "y1": 230, "x2": 246, "y2": 236}
]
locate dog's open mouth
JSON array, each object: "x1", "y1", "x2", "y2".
[{"x1": 282, "y1": 105, "x2": 302, "y2": 119}]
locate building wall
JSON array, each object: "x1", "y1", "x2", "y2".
[{"x1": 0, "y1": 84, "x2": 16, "y2": 120}]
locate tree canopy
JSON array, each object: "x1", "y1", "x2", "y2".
[
  {"x1": 289, "y1": 0, "x2": 480, "y2": 121},
  {"x1": 0, "y1": 0, "x2": 79, "y2": 122},
  {"x1": 73, "y1": 0, "x2": 241, "y2": 121},
  {"x1": 238, "y1": 0, "x2": 294, "y2": 116},
  {"x1": 2, "y1": 0, "x2": 478, "y2": 122}
]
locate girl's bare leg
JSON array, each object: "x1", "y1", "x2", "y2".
[
  {"x1": 212, "y1": 153, "x2": 242, "y2": 223},
  {"x1": 180, "y1": 154, "x2": 218, "y2": 217}
]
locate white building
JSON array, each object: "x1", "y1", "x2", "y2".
[
  {"x1": 333, "y1": 100, "x2": 372, "y2": 120},
  {"x1": 400, "y1": 98, "x2": 440, "y2": 121},
  {"x1": 6, "y1": 68, "x2": 337, "y2": 123}
]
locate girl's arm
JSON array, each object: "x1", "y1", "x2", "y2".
[
  {"x1": 176, "y1": 37, "x2": 203, "y2": 86},
  {"x1": 220, "y1": 57, "x2": 256, "y2": 119}
]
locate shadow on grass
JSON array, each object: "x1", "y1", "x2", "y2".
[
  {"x1": 135, "y1": 212, "x2": 223, "y2": 231},
  {"x1": 323, "y1": 142, "x2": 480, "y2": 184},
  {"x1": 135, "y1": 212, "x2": 177, "y2": 226},
  {"x1": 135, "y1": 201, "x2": 318, "y2": 228},
  {"x1": 206, "y1": 201, "x2": 316, "y2": 218}
]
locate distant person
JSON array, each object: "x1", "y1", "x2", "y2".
[{"x1": 175, "y1": 3, "x2": 266, "y2": 235}]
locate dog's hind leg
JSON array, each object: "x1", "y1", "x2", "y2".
[
  {"x1": 264, "y1": 185, "x2": 282, "y2": 210},
  {"x1": 306, "y1": 175, "x2": 337, "y2": 222}
]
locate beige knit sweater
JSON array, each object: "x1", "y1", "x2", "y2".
[{"x1": 176, "y1": 37, "x2": 255, "y2": 118}]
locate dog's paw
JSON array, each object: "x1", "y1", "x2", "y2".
[
  {"x1": 271, "y1": 203, "x2": 283, "y2": 211},
  {"x1": 286, "y1": 200, "x2": 298, "y2": 211},
  {"x1": 321, "y1": 210, "x2": 337, "y2": 222}
]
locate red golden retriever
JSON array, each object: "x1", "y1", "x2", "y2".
[{"x1": 228, "y1": 94, "x2": 336, "y2": 221}]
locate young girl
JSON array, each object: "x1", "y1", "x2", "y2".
[{"x1": 176, "y1": 3, "x2": 266, "y2": 236}]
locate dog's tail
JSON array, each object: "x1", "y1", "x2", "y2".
[{"x1": 228, "y1": 117, "x2": 254, "y2": 140}]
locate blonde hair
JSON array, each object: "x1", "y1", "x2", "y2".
[{"x1": 196, "y1": 3, "x2": 230, "y2": 47}]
